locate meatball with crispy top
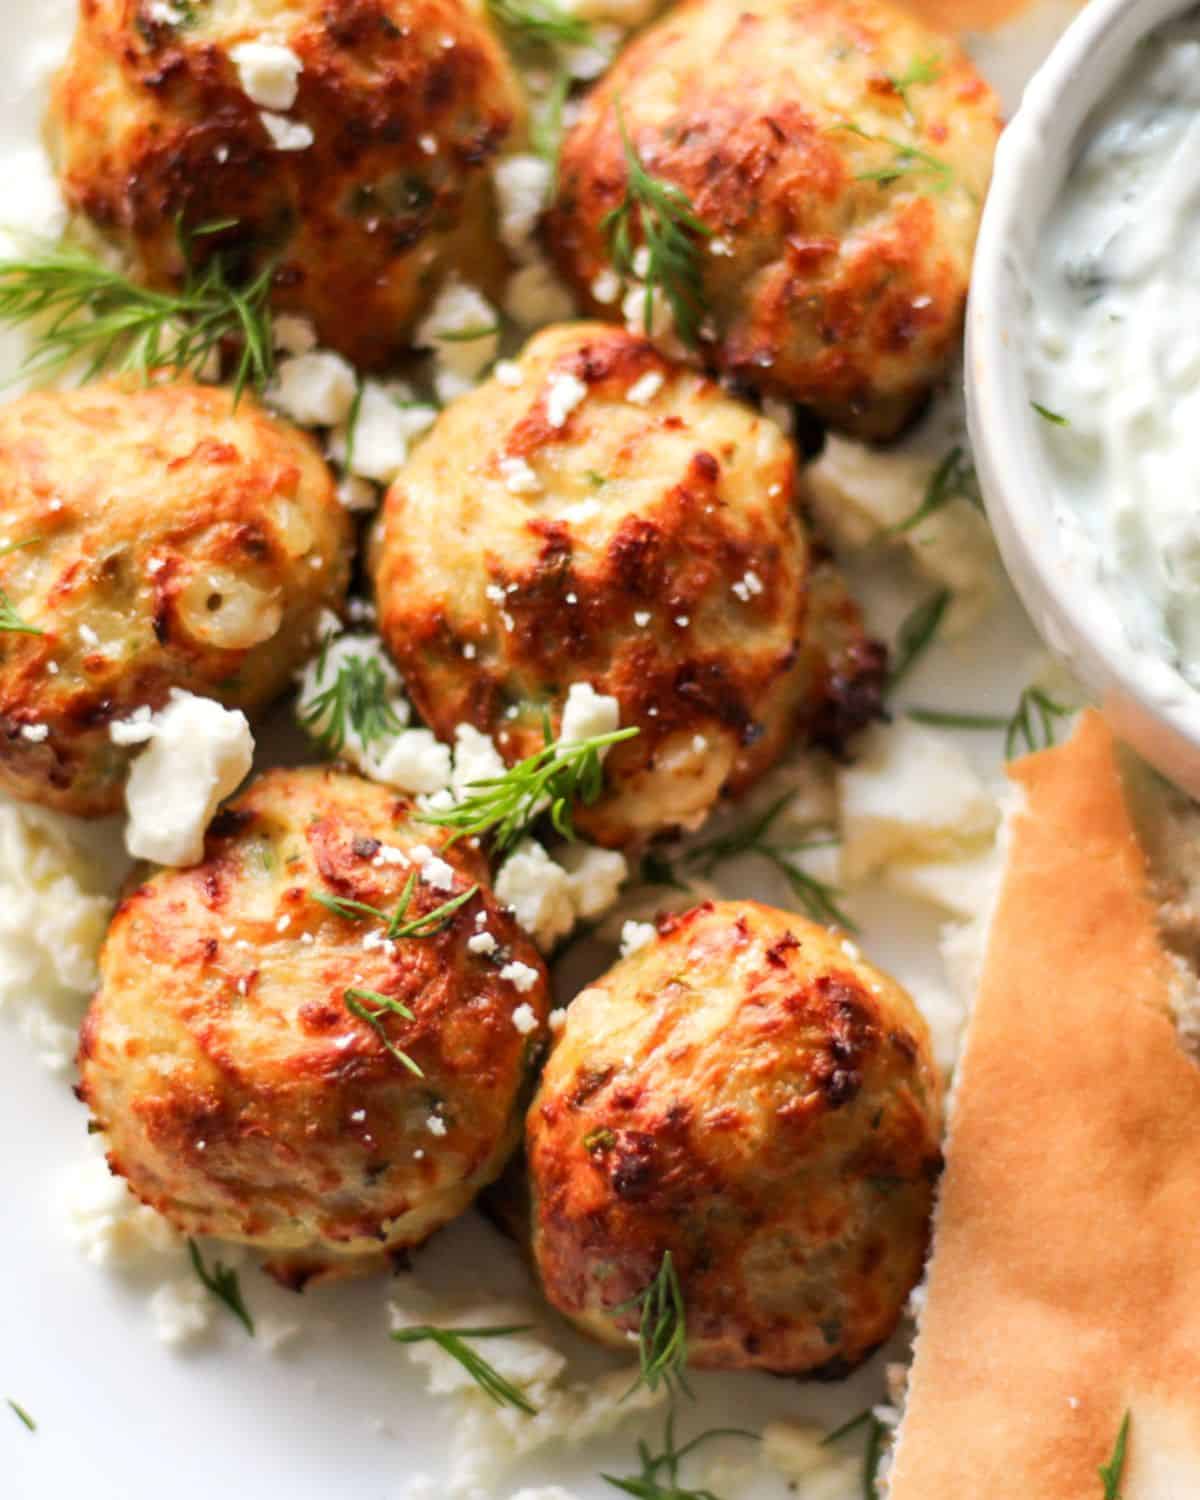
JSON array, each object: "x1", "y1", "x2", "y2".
[
  {"x1": 548, "y1": 0, "x2": 1002, "y2": 439},
  {"x1": 47, "y1": 0, "x2": 525, "y2": 368},
  {"x1": 526, "y1": 900, "x2": 942, "y2": 1375},
  {"x1": 370, "y1": 322, "x2": 884, "y2": 848},
  {"x1": 0, "y1": 379, "x2": 351, "y2": 817},
  {"x1": 78, "y1": 766, "x2": 550, "y2": 1284}
]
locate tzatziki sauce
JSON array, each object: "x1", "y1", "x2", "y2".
[{"x1": 1030, "y1": 11, "x2": 1200, "y2": 689}]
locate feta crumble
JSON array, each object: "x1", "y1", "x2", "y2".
[
  {"x1": 493, "y1": 154, "x2": 553, "y2": 259},
  {"x1": 495, "y1": 841, "x2": 575, "y2": 951},
  {"x1": 269, "y1": 350, "x2": 357, "y2": 426},
  {"x1": 417, "y1": 281, "x2": 500, "y2": 404},
  {"x1": 545, "y1": 371, "x2": 588, "y2": 429},
  {"x1": 259, "y1": 111, "x2": 313, "y2": 152},
  {"x1": 500, "y1": 961, "x2": 540, "y2": 993},
  {"x1": 229, "y1": 40, "x2": 302, "y2": 111},
  {"x1": 511, "y1": 1001, "x2": 538, "y2": 1033},
  {"x1": 559, "y1": 681, "x2": 620, "y2": 747},
  {"x1": 619, "y1": 919, "x2": 655, "y2": 957},
  {"x1": 625, "y1": 370, "x2": 663, "y2": 406},
  {"x1": 115, "y1": 691, "x2": 254, "y2": 867},
  {"x1": 330, "y1": 381, "x2": 437, "y2": 485}
]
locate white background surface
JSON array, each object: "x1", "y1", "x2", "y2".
[{"x1": 0, "y1": 4, "x2": 1079, "y2": 1497}]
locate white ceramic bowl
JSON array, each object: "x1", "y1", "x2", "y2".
[{"x1": 967, "y1": 0, "x2": 1200, "y2": 795}]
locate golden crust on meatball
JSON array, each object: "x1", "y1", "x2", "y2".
[
  {"x1": 526, "y1": 900, "x2": 942, "y2": 1375},
  {"x1": 78, "y1": 766, "x2": 550, "y2": 1283},
  {"x1": 371, "y1": 322, "x2": 883, "y2": 847},
  {"x1": 0, "y1": 379, "x2": 350, "y2": 817},
  {"x1": 547, "y1": 0, "x2": 1002, "y2": 439},
  {"x1": 48, "y1": 0, "x2": 526, "y2": 368}
]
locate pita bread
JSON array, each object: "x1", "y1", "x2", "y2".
[{"x1": 888, "y1": 710, "x2": 1200, "y2": 1499}]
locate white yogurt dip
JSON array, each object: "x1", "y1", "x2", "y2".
[{"x1": 1030, "y1": 9, "x2": 1200, "y2": 689}]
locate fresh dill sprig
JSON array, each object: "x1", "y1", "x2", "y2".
[
  {"x1": 838, "y1": 121, "x2": 954, "y2": 194},
  {"x1": 391, "y1": 1325, "x2": 538, "y2": 1414},
  {"x1": 187, "y1": 1238, "x2": 255, "y2": 1336},
  {"x1": 688, "y1": 793, "x2": 856, "y2": 932},
  {"x1": 824, "y1": 1407, "x2": 888, "y2": 1500},
  {"x1": 621, "y1": 1251, "x2": 690, "y2": 1400},
  {"x1": 6, "y1": 1399, "x2": 35, "y2": 1433},
  {"x1": 488, "y1": 0, "x2": 593, "y2": 49},
  {"x1": 1099, "y1": 1411, "x2": 1131, "y2": 1500},
  {"x1": 906, "y1": 707, "x2": 1007, "y2": 733},
  {"x1": 886, "y1": 445, "x2": 981, "y2": 536},
  {"x1": 889, "y1": 588, "x2": 951, "y2": 689},
  {"x1": 887, "y1": 53, "x2": 943, "y2": 122},
  {"x1": 602, "y1": 1409, "x2": 757, "y2": 1500},
  {"x1": 299, "y1": 648, "x2": 404, "y2": 758},
  {"x1": 343, "y1": 986, "x2": 423, "y2": 1076},
  {"x1": 0, "y1": 535, "x2": 45, "y2": 636},
  {"x1": 422, "y1": 718, "x2": 639, "y2": 852},
  {"x1": 311, "y1": 870, "x2": 479, "y2": 941},
  {"x1": 1004, "y1": 684, "x2": 1072, "y2": 759},
  {"x1": 1032, "y1": 401, "x2": 1069, "y2": 427},
  {"x1": 604, "y1": 100, "x2": 713, "y2": 348},
  {"x1": 0, "y1": 220, "x2": 274, "y2": 402}
]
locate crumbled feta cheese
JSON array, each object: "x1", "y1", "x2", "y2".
[
  {"x1": 229, "y1": 41, "x2": 303, "y2": 111},
  {"x1": 452, "y1": 723, "x2": 507, "y2": 794},
  {"x1": 545, "y1": 371, "x2": 588, "y2": 429},
  {"x1": 150, "y1": 1276, "x2": 213, "y2": 1346},
  {"x1": 619, "y1": 919, "x2": 655, "y2": 957},
  {"x1": 495, "y1": 360, "x2": 523, "y2": 388},
  {"x1": 272, "y1": 314, "x2": 317, "y2": 355},
  {"x1": 562, "y1": 498, "x2": 601, "y2": 526},
  {"x1": 330, "y1": 380, "x2": 436, "y2": 485},
  {"x1": 496, "y1": 840, "x2": 575, "y2": 951},
  {"x1": 416, "y1": 851, "x2": 457, "y2": 892},
  {"x1": 377, "y1": 730, "x2": 454, "y2": 796},
  {"x1": 259, "y1": 111, "x2": 313, "y2": 151},
  {"x1": 59, "y1": 1138, "x2": 183, "y2": 1269},
  {"x1": 560, "y1": 681, "x2": 620, "y2": 747},
  {"x1": 511, "y1": 1001, "x2": 538, "y2": 1033},
  {"x1": 806, "y1": 434, "x2": 997, "y2": 636},
  {"x1": 119, "y1": 692, "x2": 254, "y2": 867},
  {"x1": 838, "y1": 720, "x2": 999, "y2": 882},
  {"x1": 468, "y1": 931, "x2": 498, "y2": 956},
  {"x1": 426, "y1": 1114, "x2": 448, "y2": 1137},
  {"x1": 269, "y1": 350, "x2": 356, "y2": 426},
  {"x1": 625, "y1": 370, "x2": 664, "y2": 406},
  {"x1": 20, "y1": 723, "x2": 48, "y2": 742},
  {"x1": 548, "y1": 1008, "x2": 566, "y2": 1034},
  {"x1": 499, "y1": 455, "x2": 542, "y2": 495},
  {"x1": 493, "y1": 154, "x2": 553, "y2": 258},
  {"x1": 634, "y1": 610, "x2": 651, "y2": 627},
  {"x1": 417, "y1": 281, "x2": 500, "y2": 404},
  {"x1": 591, "y1": 268, "x2": 622, "y2": 304},
  {"x1": 504, "y1": 256, "x2": 577, "y2": 329},
  {"x1": 557, "y1": 844, "x2": 627, "y2": 919}
]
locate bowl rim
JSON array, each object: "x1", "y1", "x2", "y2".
[{"x1": 966, "y1": 0, "x2": 1200, "y2": 793}]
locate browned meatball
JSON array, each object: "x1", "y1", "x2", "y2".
[
  {"x1": 78, "y1": 765, "x2": 551, "y2": 1285},
  {"x1": 47, "y1": 0, "x2": 526, "y2": 369},
  {"x1": 0, "y1": 379, "x2": 351, "y2": 817},
  {"x1": 370, "y1": 322, "x2": 884, "y2": 848},
  {"x1": 526, "y1": 900, "x2": 942, "y2": 1374},
  {"x1": 547, "y1": 0, "x2": 1002, "y2": 439}
]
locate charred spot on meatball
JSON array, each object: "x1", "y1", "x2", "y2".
[
  {"x1": 547, "y1": 0, "x2": 1002, "y2": 440},
  {"x1": 526, "y1": 899, "x2": 943, "y2": 1375},
  {"x1": 0, "y1": 379, "x2": 350, "y2": 817},
  {"x1": 47, "y1": 0, "x2": 526, "y2": 367},
  {"x1": 370, "y1": 322, "x2": 882, "y2": 847}
]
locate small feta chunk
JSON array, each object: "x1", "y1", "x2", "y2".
[
  {"x1": 259, "y1": 111, "x2": 313, "y2": 152},
  {"x1": 493, "y1": 154, "x2": 553, "y2": 258},
  {"x1": 499, "y1": 455, "x2": 542, "y2": 495},
  {"x1": 416, "y1": 281, "x2": 500, "y2": 404},
  {"x1": 560, "y1": 681, "x2": 620, "y2": 747},
  {"x1": 558, "y1": 844, "x2": 628, "y2": 920},
  {"x1": 330, "y1": 381, "x2": 436, "y2": 485},
  {"x1": 500, "y1": 960, "x2": 540, "y2": 993},
  {"x1": 467, "y1": 930, "x2": 498, "y2": 956},
  {"x1": 119, "y1": 691, "x2": 254, "y2": 867},
  {"x1": 375, "y1": 730, "x2": 453, "y2": 796},
  {"x1": 625, "y1": 370, "x2": 664, "y2": 406},
  {"x1": 495, "y1": 840, "x2": 575, "y2": 951},
  {"x1": 451, "y1": 723, "x2": 507, "y2": 793},
  {"x1": 545, "y1": 371, "x2": 588, "y2": 429},
  {"x1": 838, "y1": 720, "x2": 999, "y2": 881},
  {"x1": 619, "y1": 919, "x2": 655, "y2": 958},
  {"x1": 505, "y1": 256, "x2": 577, "y2": 328},
  {"x1": 269, "y1": 350, "x2": 356, "y2": 426},
  {"x1": 229, "y1": 41, "x2": 302, "y2": 111},
  {"x1": 511, "y1": 1001, "x2": 539, "y2": 1033}
]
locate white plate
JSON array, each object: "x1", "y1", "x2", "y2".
[{"x1": 0, "y1": 5, "x2": 1079, "y2": 1497}]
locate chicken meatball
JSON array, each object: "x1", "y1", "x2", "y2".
[
  {"x1": 526, "y1": 900, "x2": 942, "y2": 1375},
  {"x1": 0, "y1": 379, "x2": 351, "y2": 817},
  {"x1": 78, "y1": 766, "x2": 549, "y2": 1283},
  {"x1": 371, "y1": 323, "x2": 883, "y2": 848},
  {"x1": 547, "y1": 0, "x2": 1002, "y2": 439},
  {"x1": 48, "y1": 0, "x2": 525, "y2": 368}
]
